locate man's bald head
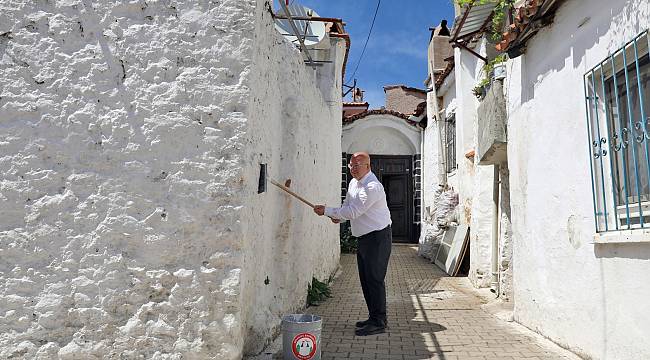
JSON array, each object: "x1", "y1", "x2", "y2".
[
  {"x1": 349, "y1": 152, "x2": 371, "y2": 180},
  {"x1": 351, "y1": 152, "x2": 370, "y2": 164}
]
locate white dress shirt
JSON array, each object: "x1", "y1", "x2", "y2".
[{"x1": 325, "y1": 171, "x2": 392, "y2": 237}]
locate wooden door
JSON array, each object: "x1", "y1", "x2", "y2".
[{"x1": 383, "y1": 174, "x2": 409, "y2": 241}]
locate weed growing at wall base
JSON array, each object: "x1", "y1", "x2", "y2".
[{"x1": 307, "y1": 277, "x2": 332, "y2": 306}]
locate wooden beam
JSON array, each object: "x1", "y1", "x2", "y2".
[{"x1": 452, "y1": 40, "x2": 488, "y2": 63}]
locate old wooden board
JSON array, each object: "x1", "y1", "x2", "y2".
[
  {"x1": 434, "y1": 224, "x2": 469, "y2": 275},
  {"x1": 451, "y1": 228, "x2": 470, "y2": 276}
]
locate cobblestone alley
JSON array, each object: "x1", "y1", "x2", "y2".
[{"x1": 304, "y1": 245, "x2": 580, "y2": 360}]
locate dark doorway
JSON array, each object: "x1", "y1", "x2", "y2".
[
  {"x1": 346, "y1": 154, "x2": 416, "y2": 243},
  {"x1": 383, "y1": 174, "x2": 409, "y2": 241}
]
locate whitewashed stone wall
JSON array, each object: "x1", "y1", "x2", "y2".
[
  {"x1": 240, "y1": 1, "x2": 344, "y2": 355},
  {"x1": 506, "y1": 0, "x2": 650, "y2": 358},
  {"x1": 0, "y1": 0, "x2": 343, "y2": 358}
]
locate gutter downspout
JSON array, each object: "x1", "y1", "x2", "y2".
[{"x1": 491, "y1": 164, "x2": 500, "y2": 295}]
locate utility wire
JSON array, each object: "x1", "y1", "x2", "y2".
[{"x1": 345, "y1": 0, "x2": 381, "y2": 86}]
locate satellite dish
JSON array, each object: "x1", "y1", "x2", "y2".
[{"x1": 274, "y1": 3, "x2": 326, "y2": 48}]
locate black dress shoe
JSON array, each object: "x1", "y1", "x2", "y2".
[
  {"x1": 356, "y1": 319, "x2": 388, "y2": 328},
  {"x1": 354, "y1": 323, "x2": 385, "y2": 336},
  {"x1": 355, "y1": 319, "x2": 371, "y2": 327}
]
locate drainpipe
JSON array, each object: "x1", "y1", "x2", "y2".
[{"x1": 491, "y1": 164, "x2": 500, "y2": 296}]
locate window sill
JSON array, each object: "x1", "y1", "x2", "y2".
[{"x1": 594, "y1": 229, "x2": 650, "y2": 244}]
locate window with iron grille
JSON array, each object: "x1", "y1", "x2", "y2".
[
  {"x1": 585, "y1": 30, "x2": 649, "y2": 232},
  {"x1": 445, "y1": 114, "x2": 457, "y2": 173}
]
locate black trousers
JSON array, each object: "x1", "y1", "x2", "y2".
[{"x1": 357, "y1": 225, "x2": 392, "y2": 326}]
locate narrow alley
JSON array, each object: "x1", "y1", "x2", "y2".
[
  {"x1": 307, "y1": 246, "x2": 578, "y2": 360},
  {"x1": 2, "y1": 1, "x2": 649, "y2": 359}
]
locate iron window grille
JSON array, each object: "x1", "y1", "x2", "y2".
[
  {"x1": 585, "y1": 30, "x2": 649, "y2": 232},
  {"x1": 445, "y1": 114, "x2": 457, "y2": 173}
]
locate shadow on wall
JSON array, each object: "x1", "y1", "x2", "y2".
[
  {"x1": 520, "y1": 0, "x2": 636, "y2": 103},
  {"x1": 594, "y1": 242, "x2": 650, "y2": 260},
  {"x1": 607, "y1": 0, "x2": 650, "y2": 52}
]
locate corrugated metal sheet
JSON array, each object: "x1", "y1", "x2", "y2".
[{"x1": 451, "y1": 3, "x2": 497, "y2": 40}]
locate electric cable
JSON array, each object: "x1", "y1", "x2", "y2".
[{"x1": 345, "y1": 0, "x2": 381, "y2": 86}]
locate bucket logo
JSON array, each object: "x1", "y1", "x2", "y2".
[{"x1": 291, "y1": 333, "x2": 317, "y2": 359}]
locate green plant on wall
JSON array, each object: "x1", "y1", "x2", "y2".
[
  {"x1": 472, "y1": 77, "x2": 491, "y2": 99},
  {"x1": 455, "y1": 0, "x2": 514, "y2": 42}
]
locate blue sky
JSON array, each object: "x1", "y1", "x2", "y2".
[{"x1": 274, "y1": 0, "x2": 456, "y2": 109}]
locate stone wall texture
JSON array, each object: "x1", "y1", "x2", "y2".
[
  {"x1": 241, "y1": 0, "x2": 343, "y2": 355},
  {"x1": 384, "y1": 87, "x2": 426, "y2": 115},
  {"x1": 0, "y1": 0, "x2": 342, "y2": 358}
]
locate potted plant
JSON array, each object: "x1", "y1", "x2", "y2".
[{"x1": 490, "y1": 54, "x2": 508, "y2": 80}]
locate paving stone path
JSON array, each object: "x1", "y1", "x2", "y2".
[{"x1": 307, "y1": 245, "x2": 578, "y2": 360}]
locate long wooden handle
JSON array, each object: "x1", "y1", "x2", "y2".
[{"x1": 269, "y1": 178, "x2": 316, "y2": 209}]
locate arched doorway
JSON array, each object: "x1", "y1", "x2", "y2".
[{"x1": 342, "y1": 112, "x2": 422, "y2": 243}]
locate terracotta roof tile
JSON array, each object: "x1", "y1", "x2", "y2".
[
  {"x1": 435, "y1": 60, "x2": 455, "y2": 90},
  {"x1": 495, "y1": 0, "x2": 564, "y2": 54},
  {"x1": 343, "y1": 109, "x2": 420, "y2": 127}
]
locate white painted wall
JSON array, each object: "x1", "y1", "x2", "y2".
[
  {"x1": 419, "y1": 74, "x2": 448, "y2": 256},
  {"x1": 342, "y1": 114, "x2": 421, "y2": 155},
  {"x1": 454, "y1": 41, "x2": 495, "y2": 288},
  {"x1": 505, "y1": 0, "x2": 650, "y2": 358},
  {"x1": 421, "y1": 75, "x2": 456, "y2": 216},
  {"x1": 0, "y1": 0, "x2": 342, "y2": 358},
  {"x1": 241, "y1": 3, "x2": 344, "y2": 355}
]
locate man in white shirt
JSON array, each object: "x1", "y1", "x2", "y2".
[{"x1": 314, "y1": 152, "x2": 392, "y2": 336}]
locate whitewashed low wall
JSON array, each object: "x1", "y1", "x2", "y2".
[
  {"x1": 506, "y1": 0, "x2": 650, "y2": 358},
  {"x1": 0, "y1": 0, "x2": 342, "y2": 358}
]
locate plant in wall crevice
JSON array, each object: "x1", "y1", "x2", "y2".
[{"x1": 472, "y1": 77, "x2": 491, "y2": 99}]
